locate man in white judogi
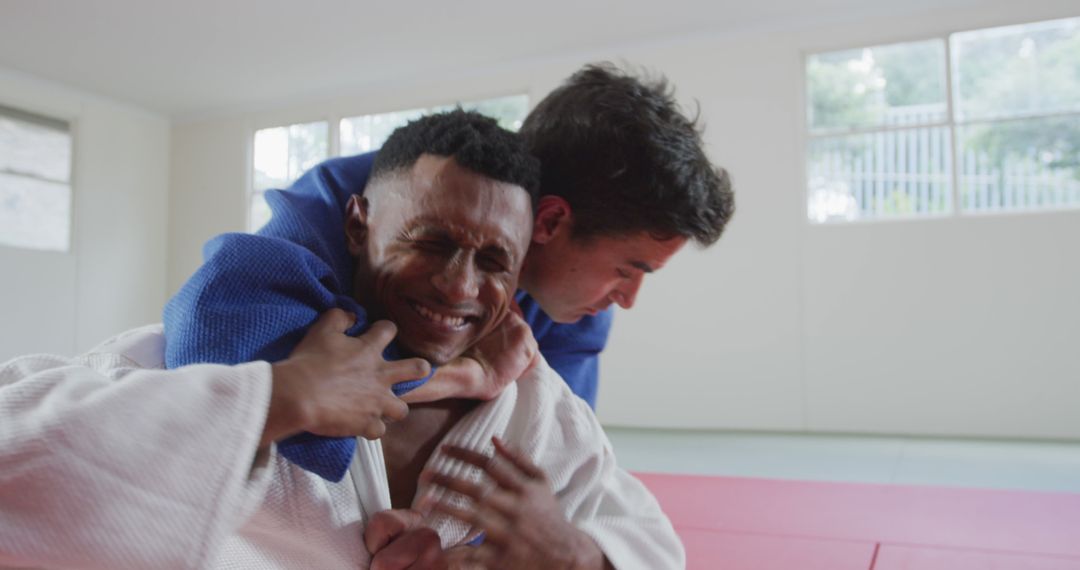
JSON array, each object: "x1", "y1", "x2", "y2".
[{"x1": 0, "y1": 112, "x2": 683, "y2": 569}]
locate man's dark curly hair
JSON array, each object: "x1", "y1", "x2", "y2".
[
  {"x1": 520, "y1": 63, "x2": 735, "y2": 245},
  {"x1": 372, "y1": 109, "x2": 541, "y2": 208}
]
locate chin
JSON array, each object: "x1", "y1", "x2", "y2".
[
  {"x1": 399, "y1": 340, "x2": 461, "y2": 367},
  {"x1": 549, "y1": 309, "x2": 584, "y2": 324}
]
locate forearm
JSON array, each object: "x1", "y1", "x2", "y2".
[
  {"x1": 262, "y1": 359, "x2": 313, "y2": 448},
  {"x1": 399, "y1": 359, "x2": 481, "y2": 404},
  {"x1": 0, "y1": 352, "x2": 274, "y2": 569}
]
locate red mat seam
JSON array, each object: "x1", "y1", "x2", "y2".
[
  {"x1": 868, "y1": 543, "x2": 881, "y2": 570},
  {"x1": 674, "y1": 526, "x2": 1080, "y2": 562},
  {"x1": 673, "y1": 525, "x2": 879, "y2": 547},
  {"x1": 875, "y1": 541, "x2": 1080, "y2": 562},
  {"x1": 634, "y1": 472, "x2": 1080, "y2": 498}
]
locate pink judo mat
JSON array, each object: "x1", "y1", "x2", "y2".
[{"x1": 634, "y1": 472, "x2": 1080, "y2": 570}]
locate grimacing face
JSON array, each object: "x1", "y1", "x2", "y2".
[{"x1": 345, "y1": 154, "x2": 534, "y2": 365}]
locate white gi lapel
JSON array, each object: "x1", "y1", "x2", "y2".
[{"x1": 349, "y1": 437, "x2": 393, "y2": 523}]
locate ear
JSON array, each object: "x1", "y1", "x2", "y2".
[
  {"x1": 531, "y1": 195, "x2": 572, "y2": 244},
  {"x1": 344, "y1": 194, "x2": 370, "y2": 256}
]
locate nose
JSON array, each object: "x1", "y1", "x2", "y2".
[
  {"x1": 609, "y1": 274, "x2": 643, "y2": 310},
  {"x1": 432, "y1": 254, "x2": 480, "y2": 303}
]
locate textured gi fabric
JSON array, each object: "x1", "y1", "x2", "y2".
[
  {"x1": 1, "y1": 327, "x2": 685, "y2": 569},
  {"x1": 0, "y1": 326, "x2": 275, "y2": 569}
]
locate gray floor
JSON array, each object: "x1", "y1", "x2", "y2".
[{"x1": 604, "y1": 427, "x2": 1080, "y2": 493}]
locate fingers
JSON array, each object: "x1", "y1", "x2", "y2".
[
  {"x1": 359, "y1": 419, "x2": 387, "y2": 440},
  {"x1": 369, "y1": 527, "x2": 444, "y2": 570},
  {"x1": 424, "y1": 471, "x2": 492, "y2": 504},
  {"x1": 313, "y1": 308, "x2": 357, "y2": 335},
  {"x1": 438, "y1": 445, "x2": 524, "y2": 491},
  {"x1": 357, "y1": 395, "x2": 408, "y2": 440},
  {"x1": 429, "y1": 498, "x2": 511, "y2": 545},
  {"x1": 365, "y1": 509, "x2": 425, "y2": 555},
  {"x1": 443, "y1": 545, "x2": 491, "y2": 569},
  {"x1": 509, "y1": 298, "x2": 524, "y2": 318},
  {"x1": 462, "y1": 545, "x2": 497, "y2": 569},
  {"x1": 412, "y1": 530, "x2": 450, "y2": 570},
  {"x1": 362, "y1": 320, "x2": 399, "y2": 350},
  {"x1": 491, "y1": 437, "x2": 545, "y2": 480},
  {"x1": 507, "y1": 315, "x2": 537, "y2": 365},
  {"x1": 382, "y1": 357, "x2": 432, "y2": 382},
  {"x1": 423, "y1": 471, "x2": 516, "y2": 518},
  {"x1": 311, "y1": 314, "x2": 400, "y2": 356},
  {"x1": 380, "y1": 395, "x2": 410, "y2": 423},
  {"x1": 504, "y1": 312, "x2": 532, "y2": 346},
  {"x1": 444, "y1": 544, "x2": 497, "y2": 570}
]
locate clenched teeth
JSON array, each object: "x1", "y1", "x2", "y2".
[{"x1": 412, "y1": 302, "x2": 466, "y2": 327}]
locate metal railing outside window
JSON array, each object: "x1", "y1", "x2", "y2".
[{"x1": 805, "y1": 17, "x2": 1080, "y2": 223}]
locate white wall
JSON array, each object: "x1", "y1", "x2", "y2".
[
  {"x1": 0, "y1": 68, "x2": 170, "y2": 361},
  {"x1": 168, "y1": 0, "x2": 1080, "y2": 440}
]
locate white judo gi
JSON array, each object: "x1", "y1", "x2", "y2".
[{"x1": 0, "y1": 326, "x2": 684, "y2": 570}]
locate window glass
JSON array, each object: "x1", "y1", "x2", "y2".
[
  {"x1": 952, "y1": 17, "x2": 1080, "y2": 122},
  {"x1": 0, "y1": 106, "x2": 72, "y2": 251},
  {"x1": 250, "y1": 96, "x2": 529, "y2": 233},
  {"x1": 807, "y1": 17, "x2": 1080, "y2": 222},
  {"x1": 952, "y1": 17, "x2": 1080, "y2": 214},
  {"x1": 250, "y1": 121, "x2": 328, "y2": 231},
  {"x1": 807, "y1": 40, "x2": 947, "y2": 133},
  {"x1": 958, "y1": 115, "x2": 1080, "y2": 212},
  {"x1": 340, "y1": 94, "x2": 528, "y2": 155}
]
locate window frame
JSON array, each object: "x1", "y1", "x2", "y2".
[
  {"x1": 802, "y1": 17, "x2": 1080, "y2": 225},
  {"x1": 246, "y1": 92, "x2": 529, "y2": 233},
  {"x1": 0, "y1": 102, "x2": 76, "y2": 252},
  {"x1": 247, "y1": 117, "x2": 332, "y2": 233}
]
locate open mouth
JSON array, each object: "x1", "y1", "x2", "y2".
[{"x1": 408, "y1": 300, "x2": 474, "y2": 331}]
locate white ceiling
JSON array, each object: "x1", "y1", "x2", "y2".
[{"x1": 0, "y1": 0, "x2": 991, "y2": 118}]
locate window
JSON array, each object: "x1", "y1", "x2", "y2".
[
  {"x1": 250, "y1": 121, "x2": 329, "y2": 231},
  {"x1": 340, "y1": 94, "x2": 528, "y2": 155},
  {"x1": 0, "y1": 104, "x2": 73, "y2": 251},
  {"x1": 806, "y1": 17, "x2": 1080, "y2": 223},
  {"x1": 249, "y1": 94, "x2": 528, "y2": 232}
]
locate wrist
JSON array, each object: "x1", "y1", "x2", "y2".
[
  {"x1": 441, "y1": 357, "x2": 487, "y2": 397},
  {"x1": 263, "y1": 360, "x2": 313, "y2": 447},
  {"x1": 569, "y1": 529, "x2": 609, "y2": 570}
]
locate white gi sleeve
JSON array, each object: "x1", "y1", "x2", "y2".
[
  {"x1": 0, "y1": 326, "x2": 276, "y2": 570},
  {"x1": 506, "y1": 363, "x2": 686, "y2": 570}
]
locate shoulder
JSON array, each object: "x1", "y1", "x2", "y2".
[
  {"x1": 503, "y1": 358, "x2": 603, "y2": 445},
  {"x1": 1, "y1": 325, "x2": 166, "y2": 386},
  {"x1": 85, "y1": 324, "x2": 167, "y2": 369}
]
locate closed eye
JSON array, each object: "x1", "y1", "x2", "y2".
[
  {"x1": 414, "y1": 239, "x2": 453, "y2": 254},
  {"x1": 478, "y1": 252, "x2": 510, "y2": 273}
]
